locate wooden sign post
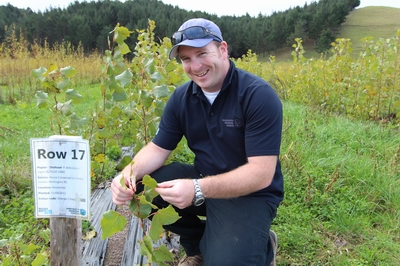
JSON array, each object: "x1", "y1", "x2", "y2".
[
  {"x1": 49, "y1": 218, "x2": 82, "y2": 265},
  {"x1": 30, "y1": 135, "x2": 90, "y2": 265}
]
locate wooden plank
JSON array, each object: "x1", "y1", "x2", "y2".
[
  {"x1": 82, "y1": 147, "x2": 134, "y2": 265},
  {"x1": 82, "y1": 187, "x2": 117, "y2": 265}
]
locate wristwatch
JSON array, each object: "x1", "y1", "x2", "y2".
[{"x1": 192, "y1": 179, "x2": 205, "y2": 206}]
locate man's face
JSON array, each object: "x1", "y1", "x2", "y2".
[{"x1": 178, "y1": 41, "x2": 229, "y2": 93}]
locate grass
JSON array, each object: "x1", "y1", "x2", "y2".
[
  {"x1": 1, "y1": 89, "x2": 399, "y2": 264},
  {"x1": 338, "y1": 6, "x2": 400, "y2": 53},
  {"x1": 1, "y1": 8, "x2": 400, "y2": 263},
  {"x1": 276, "y1": 102, "x2": 400, "y2": 264},
  {"x1": 0, "y1": 85, "x2": 103, "y2": 250}
]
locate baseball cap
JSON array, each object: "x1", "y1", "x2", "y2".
[{"x1": 169, "y1": 18, "x2": 223, "y2": 59}]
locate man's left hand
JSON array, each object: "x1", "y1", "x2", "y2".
[{"x1": 155, "y1": 179, "x2": 194, "y2": 209}]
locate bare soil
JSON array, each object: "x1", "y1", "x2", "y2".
[{"x1": 103, "y1": 204, "x2": 131, "y2": 266}]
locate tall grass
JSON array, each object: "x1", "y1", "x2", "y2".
[{"x1": 0, "y1": 26, "x2": 102, "y2": 104}]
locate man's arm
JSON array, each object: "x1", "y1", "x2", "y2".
[
  {"x1": 111, "y1": 142, "x2": 171, "y2": 205},
  {"x1": 155, "y1": 155, "x2": 277, "y2": 209},
  {"x1": 200, "y1": 155, "x2": 277, "y2": 198}
]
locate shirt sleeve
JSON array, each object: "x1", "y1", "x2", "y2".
[
  {"x1": 243, "y1": 83, "x2": 283, "y2": 157},
  {"x1": 152, "y1": 90, "x2": 184, "y2": 151}
]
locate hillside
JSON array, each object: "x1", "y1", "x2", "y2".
[
  {"x1": 338, "y1": 6, "x2": 400, "y2": 53},
  {"x1": 271, "y1": 6, "x2": 400, "y2": 61}
]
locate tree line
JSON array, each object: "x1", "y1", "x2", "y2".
[{"x1": 0, "y1": 0, "x2": 360, "y2": 58}]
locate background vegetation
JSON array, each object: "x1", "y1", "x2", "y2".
[
  {"x1": 1, "y1": 3, "x2": 399, "y2": 266},
  {"x1": 269, "y1": 6, "x2": 400, "y2": 61},
  {"x1": 1, "y1": 0, "x2": 360, "y2": 58}
]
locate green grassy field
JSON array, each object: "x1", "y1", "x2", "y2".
[
  {"x1": 1, "y1": 7, "x2": 400, "y2": 264},
  {"x1": 1, "y1": 86, "x2": 399, "y2": 264}
]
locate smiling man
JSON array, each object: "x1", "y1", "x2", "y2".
[{"x1": 111, "y1": 18, "x2": 284, "y2": 266}]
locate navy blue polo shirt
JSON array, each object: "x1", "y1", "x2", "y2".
[{"x1": 153, "y1": 61, "x2": 284, "y2": 205}]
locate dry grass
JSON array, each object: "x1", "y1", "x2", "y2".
[
  {"x1": 338, "y1": 6, "x2": 400, "y2": 52},
  {"x1": 0, "y1": 29, "x2": 102, "y2": 104}
]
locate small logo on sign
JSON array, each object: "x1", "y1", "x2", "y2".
[{"x1": 80, "y1": 209, "x2": 87, "y2": 216}]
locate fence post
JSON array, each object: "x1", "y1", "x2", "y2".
[{"x1": 50, "y1": 218, "x2": 82, "y2": 265}]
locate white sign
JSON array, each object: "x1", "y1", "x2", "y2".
[{"x1": 30, "y1": 135, "x2": 90, "y2": 219}]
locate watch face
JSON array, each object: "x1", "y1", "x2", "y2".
[{"x1": 194, "y1": 197, "x2": 205, "y2": 206}]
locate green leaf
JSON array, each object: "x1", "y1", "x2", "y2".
[
  {"x1": 56, "y1": 100, "x2": 73, "y2": 116},
  {"x1": 1, "y1": 257, "x2": 12, "y2": 265},
  {"x1": 115, "y1": 70, "x2": 133, "y2": 88},
  {"x1": 69, "y1": 113, "x2": 88, "y2": 130},
  {"x1": 165, "y1": 61, "x2": 177, "y2": 72},
  {"x1": 145, "y1": 58, "x2": 155, "y2": 73},
  {"x1": 137, "y1": 195, "x2": 154, "y2": 218},
  {"x1": 113, "y1": 87, "x2": 127, "y2": 102},
  {"x1": 142, "y1": 175, "x2": 159, "y2": 204},
  {"x1": 154, "y1": 244, "x2": 175, "y2": 262},
  {"x1": 154, "y1": 108, "x2": 164, "y2": 118},
  {"x1": 24, "y1": 242, "x2": 40, "y2": 255},
  {"x1": 150, "y1": 72, "x2": 162, "y2": 81},
  {"x1": 149, "y1": 206, "x2": 180, "y2": 241},
  {"x1": 142, "y1": 175, "x2": 158, "y2": 189},
  {"x1": 144, "y1": 188, "x2": 159, "y2": 204},
  {"x1": 0, "y1": 239, "x2": 8, "y2": 247},
  {"x1": 114, "y1": 25, "x2": 133, "y2": 44},
  {"x1": 96, "y1": 111, "x2": 107, "y2": 129},
  {"x1": 153, "y1": 85, "x2": 170, "y2": 98},
  {"x1": 119, "y1": 173, "x2": 128, "y2": 189},
  {"x1": 57, "y1": 78, "x2": 71, "y2": 90},
  {"x1": 18, "y1": 242, "x2": 29, "y2": 253},
  {"x1": 110, "y1": 106, "x2": 122, "y2": 118},
  {"x1": 60, "y1": 66, "x2": 77, "y2": 78},
  {"x1": 96, "y1": 128, "x2": 113, "y2": 139},
  {"x1": 141, "y1": 91, "x2": 154, "y2": 108},
  {"x1": 31, "y1": 67, "x2": 47, "y2": 82},
  {"x1": 140, "y1": 235, "x2": 154, "y2": 263},
  {"x1": 119, "y1": 42, "x2": 131, "y2": 55},
  {"x1": 100, "y1": 210, "x2": 127, "y2": 240},
  {"x1": 65, "y1": 89, "x2": 83, "y2": 104},
  {"x1": 168, "y1": 72, "x2": 182, "y2": 84},
  {"x1": 129, "y1": 197, "x2": 139, "y2": 213},
  {"x1": 32, "y1": 252, "x2": 48, "y2": 266},
  {"x1": 38, "y1": 228, "x2": 50, "y2": 243},
  {"x1": 42, "y1": 80, "x2": 59, "y2": 93},
  {"x1": 35, "y1": 91, "x2": 48, "y2": 108},
  {"x1": 118, "y1": 26, "x2": 134, "y2": 38}
]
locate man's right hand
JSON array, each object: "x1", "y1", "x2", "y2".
[{"x1": 110, "y1": 173, "x2": 135, "y2": 205}]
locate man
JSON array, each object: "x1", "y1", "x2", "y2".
[{"x1": 111, "y1": 18, "x2": 284, "y2": 266}]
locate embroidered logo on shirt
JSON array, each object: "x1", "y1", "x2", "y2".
[{"x1": 222, "y1": 119, "x2": 243, "y2": 128}]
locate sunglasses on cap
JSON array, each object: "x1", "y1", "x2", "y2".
[{"x1": 171, "y1": 26, "x2": 222, "y2": 46}]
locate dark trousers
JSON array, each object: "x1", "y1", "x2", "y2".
[{"x1": 147, "y1": 162, "x2": 277, "y2": 266}]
